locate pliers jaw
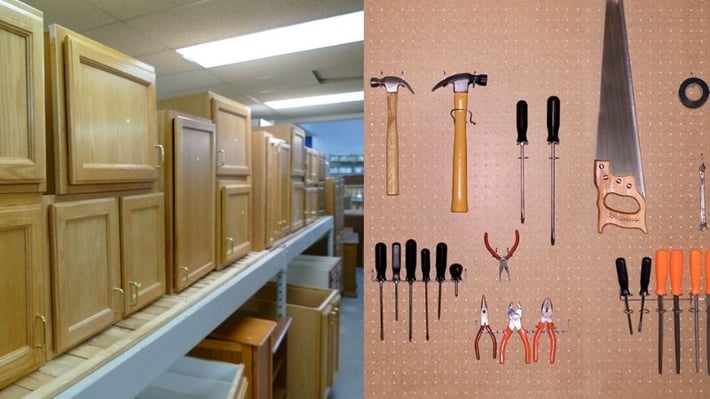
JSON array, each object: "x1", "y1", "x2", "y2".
[{"x1": 533, "y1": 297, "x2": 557, "y2": 363}]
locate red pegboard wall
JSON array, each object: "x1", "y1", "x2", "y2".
[{"x1": 364, "y1": 1, "x2": 709, "y2": 397}]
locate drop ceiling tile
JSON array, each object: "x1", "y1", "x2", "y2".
[
  {"x1": 23, "y1": 0, "x2": 116, "y2": 31},
  {"x1": 137, "y1": 50, "x2": 199, "y2": 75},
  {"x1": 156, "y1": 70, "x2": 222, "y2": 97},
  {"x1": 85, "y1": 0, "x2": 200, "y2": 20},
  {"x1": 82, "y1": 21, "x2": 166, "y2": 56}
]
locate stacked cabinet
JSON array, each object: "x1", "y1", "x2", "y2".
[
  {"x1": 268, "y1": 124, "x2": 306, "y2": 233},
  {"x1": 0, "y1": 0, "x2": 48, "y2": 388},
  {"x1": 158, "y1": 92, "x2": 253, "y2": 270},
  {"x1": 44, "y1": 24, "x2": 165, "y2": 355}
]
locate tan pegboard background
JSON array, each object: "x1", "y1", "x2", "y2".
[{"x1": 363, "y1": 0, "x2": 709, "y2": 397}]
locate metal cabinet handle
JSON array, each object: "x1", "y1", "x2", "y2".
[
  {"x1": 181, "y1": 266, "x2": 190, "y2": 281},
  {"x1": 35, "y1": 314, "x2": 47, "y2": 349},
  {"x1": 218, "y1": 149, "x2": 226, "y2": 167},
  {"x1": 113, "y1": 287, "x2": 125, "y2": 314},
  {"x1": 154, "y1": 144, "x2": 165, "y2": 168},
  {"x1": 226, "y1": 237, "x2": 235, "y2": 254},
  {"x1": 129, "y1": 281, "x2": 142, "y2": 306}
]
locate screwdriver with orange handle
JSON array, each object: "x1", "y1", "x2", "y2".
[
  {"x1": 689, "y1": 248, "x2": 701, "y2": 373},
  {"x1": 655, "y1": 249, "x2": 669, "y2": 375},
  {"x1": 669, "y1": 249, "x2": 683, "y2": 375},
  {"x1": 706, "y1": 249, "x2": 710, "y2": 375}
]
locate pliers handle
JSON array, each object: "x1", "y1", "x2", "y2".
[
  {"x1": 533, "y1": 321, "x2": 557, "y2": 363},
  {"x1": 475, "y1": 325, "x2": 497, "y2": 360},
  {"x1": 499, "y1": 327, "x2": 531, "y2": 364}
]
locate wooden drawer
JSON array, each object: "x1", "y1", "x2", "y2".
[
  {"x1": 217, "y1": 182, "x2": 252, "y2": 269},
  {"x1": 44, "y1": 25, "x2": 159, "y2": 194},
  {"x1": 138, "y1": 356, "x2": 246, "y2": 399}
]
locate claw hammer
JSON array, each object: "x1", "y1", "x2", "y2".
[
  {"x1": 370, "y1": 76, "x2": 414, "y2": 196},
  {"x1": 432, "y1": 72, "x2": 487, "y2": 212}
]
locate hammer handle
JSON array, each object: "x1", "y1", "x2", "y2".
[
  {"x1": 451, "y1": 92, "x2": 469, "y2": 212},
  {"x1": 386, "y1": 92, "x2": 399, "y2": 196}
]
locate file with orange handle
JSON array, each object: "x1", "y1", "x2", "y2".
[
  {"x1": 654, "y1": 248, "x2": 668, "y2": 374},
  {"x1": 705, "y1": 249, "x2": 710, "y2": 375},
  {"x1": 669, "y1": 249, "x2": 683, "y2": 374}
]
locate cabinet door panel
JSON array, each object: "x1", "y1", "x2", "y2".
[
  {"x1": 278, "y1": 144, "x2": 291, "y2": 236},
  {"x1": 217, "y1": 183, "x2": 251, "y2": 269},
  {"x1": 0, "y1": 203, "x2": 45, "y2": 388},
  {"x1": 212, "y1": 99, "x2": 250, "y2": 177},
  {"x1": 0, "y1": 3, "x2": 45, "y2": 188},
  {"x1": 120, "y1": 193, "x2": 166, "y2": 315},
  {"x1": 49, "y1": 198, "x2": 120, "y2": 353},
  {"x1": 291, "y1": 181, "x2": 305, "y2": 231}
]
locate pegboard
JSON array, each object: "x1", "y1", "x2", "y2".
[{"x1": 363, "y1": 0, "x2": 709, "y2": 397}]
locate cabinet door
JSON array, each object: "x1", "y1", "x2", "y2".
[
  {"x1": 217, "y1": 183, "x2": 252, "y2": 269},
  {"x1": 212, "y1": 98, "x2": 251, "y2": 177},
  {"x1": 327, "y1": 297, "x2": 341, "y2": 388},
  {"x1": 173, "y1": 116, "x2": 216, "y2": 291},
  {"x1": 0, "y1": 1, "x2": 45, "y2": 190},
  {"x1": 291, "y1": 181, "x2": 305, "y2": 231},
  {"x1": 47, "y1": 25, "x2": 158, "y2": 194},
  {"x1": 120, "y1": 193, "x2": 166, "y2": 315},
  {"x1": 277, "y1": 143, "x2": 291, "y2": 237},
  {"x1": 49, "y1": 197, "x2": 121, "y2": 353},
  {"x1": 0, "y1": 203, "x2": 46, "y2": 389},
  {"x1": 290, "y1": 127, "x2": 306, "y2": 177}
]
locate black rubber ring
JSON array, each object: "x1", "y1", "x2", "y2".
[{"x1": 678, "y1": 77, "x2": 709, "y2": 109}]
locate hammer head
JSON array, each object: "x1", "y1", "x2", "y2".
[
  {"x1": 432, "y1": 72, "x2": 487, "y2": 93},
  {"x1": 370, "y1": 76, "x2": 415, "y2": 94}
]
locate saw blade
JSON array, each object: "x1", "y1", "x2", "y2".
[{"x1": 596, "y1": 0, "x2": 646, "y2": 197}]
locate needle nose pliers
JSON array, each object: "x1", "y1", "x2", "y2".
[
  {"x1": 474, "y1": 295, "x2": 497, "y2": 360},
  {"x1": 533, "y1": 297, "x2": 557, "y2": 363},
  {"x1": 499, "y1": 301, "x2": 531, "y2": 364}
]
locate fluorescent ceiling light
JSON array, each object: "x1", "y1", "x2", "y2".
[
  {"x1": 265, "y1": 91, "x2": 363, "y2": 110},
  {"x1": 177, "y1": 11, "x2": 364, "y2": 68}
]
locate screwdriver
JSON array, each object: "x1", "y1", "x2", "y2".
[
  {"x1": 405, "y1": 239, "x2": 417, "y2": 342},
  {"x1": 392, "y1": 242, "x2": 401, "y2": 321},
  {"x1": 615, "y1": 257, "x2": 633, "y2": 335},
  {"x1": 435, "y1": 242, "x2": 447, "y2": 320},
  {"x1": 374, "y1": 243, "x2": 387, "y2": 341},
  {"x1": 655, "y1": 248, "x2": 669, "y2": 374},
  {"x1": 706, "y1": 249, "x2": 710, "y2": 375},
  {"x1": 516, "y1": 100, "x2": 528, "y2": 224},
  {"x1": 690, "y1": 248, "x2": 701, "y2": 373},
  {"x1": 449, "y1": 264, "x2": 463, "y2": 297},
  {"x1": 638, "y1": 257, "x2": 652, "y2": 332},
  {"x1": 546, "y1": 96, "x2": 560, "y2": 246},
  {"x1": 421, "y1": 248, "x2": 431, "y2": 340},
  {"x1": 670, "y1": 248, "x2": 683, "y2": 374}
]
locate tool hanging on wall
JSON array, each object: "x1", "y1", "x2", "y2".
[
  {"x1": 638, "y1": 257, "x2": 652, "y2": 332},
  {"x1": 449, "y1": 264, "x2": 463, "y2": 296},
  {"x1": 474, "y1": 295, "x2": 497, "y2": 360},
  {"x1": 483, "y1": 230, "x2": 520, "y2": 280},
  {"x1": 370, "y1": 75, "x2": 415, "y2": 196},
  {"x1": 669, "y1": 249, "x2": 683, "y2": 374},
  {"x1": 678, "y1": 76, "x2": 709, "y2": 109},
  {"x1": 499, "y1": 302, "x2": 531, "y2": 364},
  {"x1": 546, "y1": 96, "x2": 560, "y2": 245},
  {"x1": 432, "y1": 72, "x2": 488, "y2": 213},
  {"x1": 435, "y1": 242, "x2": 447, "y2": 319},
  {"x1": 615, "y1": 257, "x2": 634, "y2": 335},
  {"x1": 421, "y1": 248, "x2": 431, "y2": 341},
  {"x1": 392, "y1": 242, "x2": 401, "y2": 321},
  {"x1": 405, "y1": 239, "x2": 417, "y2": 342},
  {"x1": 699, "y1": 155, "x2": 707, "y2": 231},
  {"x1": 594, "y1": 0, "x2": 647, "y2": 233},
  {"x1": 516, "y1": 100, "x2": 529, "y2": 224},
  {"x1": 706, "y1": 249, "x2": 710, "y2": 375},
  {"x1": 689, "y1": 248, "x2": 701, "y2": 373},
  {"x1": 375, "y1": 242, "x2": 387, "y2": 341},
  {"x1": 533, "y1": 297, "x2": 557, "y2": 364},
  {"x1": 655, "y1": 249, "x2": 669, "y2": 374}
]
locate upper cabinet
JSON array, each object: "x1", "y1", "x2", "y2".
[
  {"x1": 44, "y1": 24, "x2": 159, "y2": 194},
  {"x1": 268, "y1": 124, "x2": 306, "y2": 178},
  {"x1": 0, "y1": 0, "x2": 45, "y2": 193},
  {"x1": 158, "y1": 92, "x2": 252, "y2": 179}
]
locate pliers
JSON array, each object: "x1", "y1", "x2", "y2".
[
  {"x1": 499, "y1": 301, "x2": 531, "y2": 364},
  {"x1": 474, "y1": 295, "x2": 497, "y2": 360},
  {"x1": 483, "y1": 230, "x2": 520, "y2": 280},
  {"x1": 533, "y1": 297, "x2": 557, "y2": 363}
]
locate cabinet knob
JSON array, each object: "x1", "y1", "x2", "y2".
[{"x1": 180, "y1": 266, "x2": 190, "y2": 281}]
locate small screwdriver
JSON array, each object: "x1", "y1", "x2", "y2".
[
  {"x1": 615, "y1": 257, "x2": 633, "y2": 335},
  {"x1": 435, "y1": 242, "x2": 447, "y2": 320},
  {"x1": 392, "y1": 242, "x2": 401, "y2": 321},
  {"x1": 449, "y1": 264, "x2": 463, "y2": 297},
  {"x1": 374, "y1": 243, "x2": 387, "y2": 341},
  {"x1": 421, "y1": 248, "x2": 431, "y2": 340},
  {"x1": 638, "y1": 257, "x2": 652, "y2": 332},
  {"x1": 405, "y1": 239, "x2": 417, "y2": 342}
]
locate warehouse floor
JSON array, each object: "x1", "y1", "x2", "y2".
[{"x1": 329, "y1": 267, "x2": 364, "y2": 399}]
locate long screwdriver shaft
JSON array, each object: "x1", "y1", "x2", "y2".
[
  {"x1": 520, "y1": 144, "x2": 526, "y2": 224},
  {"x1": 550, "y1": 144, "x2": 557, "y2": 246}
]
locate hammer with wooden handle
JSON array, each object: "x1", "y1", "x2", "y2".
[
  {"x1": 370, "y1": 76, "x2": 414, "y2": 196},
  {"x1": 432, "y1": 72, "x2": 487, "y2": 212}
]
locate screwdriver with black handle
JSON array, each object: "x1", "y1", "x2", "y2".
[
  {"x1": 374, "y1": 242, "x2": 387, "y2": 341},
  {"x1": 615, "y1": 257, "x2": 633, "y2": 335},
  {"x1": 516, "y1": 100, "x2": 528, "y2": 224},
  {"x1": 690, "y1": 248, "x2": 701, "y2": 373},
  {"x1": 655, "y1": 249, "x2": 669, "y2": 374},
  {"x1": 435, "y1": 242, "x2": 447, "y2": 320},
  {"x1": 392, "y1": 242, "x2": 401, "y2": 321},
  {"x1": 421, "y1": 248, "x2": 431, "y2": 341},
  {"x1": 669, "y1": 248, "x2": 683, "y2": 374},
  {"x1": 405, "y1": 239, "x2": 417, "y2": 342},
  {"x1": 546, "y1": 96, "x2": 560, "y2": 246},
  {"x1": 638, "y1": 257, "x2": 652, "y2": 332}
]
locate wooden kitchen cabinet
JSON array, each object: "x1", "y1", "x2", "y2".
[
  {"x1": 217, "y1": 183, "x2": 252, "y2": 269},
  {"x1": 291, "y1": 180, "x2": 305, "y2": 231},
  {"x1": 252, "y1": 131, "x2": 273, "y2": 251},
  {"x1": 158, "y1": 92, "x2": 252, "y2": 178},
  {"x1": 44, "y1": 24, "x2": 159, "y2": 195},
  {"x1": 268, "y1": 124, "x2": 306, "y2": 178},
  {"x1": 271, "y1": 139, "x2": 291, "y2": 241},
  {"x1": 0, "y1": 0, "x2": 46, "y2": 193},
  {"x1": 49, "y1": 197, "x2": 121, "y2": 354},
  {"x1": 119, "y1": 193, "x2": 166, "y2": 315},
  {"x1": 158, "y1": 111, "x2": 216, "y2": 292},
  {"x1": 0, "y1": 199, "x2": 47, "y2": 389},
  {"x1": 305, "y1": 185, "x2": 319, "y2": 224}
]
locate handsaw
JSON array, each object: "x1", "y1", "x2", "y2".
[{"x1": 594, "y1": 0, "x2": 647, "y2": 233}]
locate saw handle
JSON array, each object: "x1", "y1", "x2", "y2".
[
  {"x1": 386, "y1": 92, "x2": 399, "y2": 196},
  {"x1": 451, "y1": 92, "x2": 469, "y2": 212},
  {"x1": 594, "y1": 160, "x2": 648, "y2": 233}
]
